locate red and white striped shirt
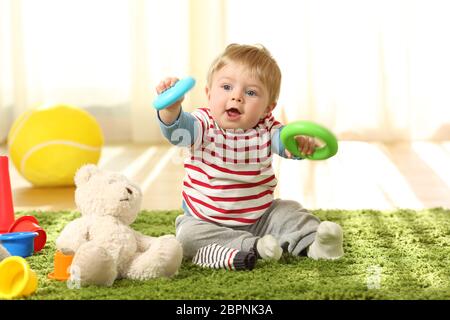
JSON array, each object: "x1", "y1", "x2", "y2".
[{"x1": 182, "y1": 108, "x2": 283, "y2": 226}]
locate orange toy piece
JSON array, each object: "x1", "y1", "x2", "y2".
[{"x1": 48, "y1": 250, "x2": 74, "y2": 281}]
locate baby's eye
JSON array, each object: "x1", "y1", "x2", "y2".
[
  {"x1": 222, "y1": 84, "x2": 232, "y2": 91},
  {"x1": 246, "y1": 89, "x2": 257, "y2": 97}
]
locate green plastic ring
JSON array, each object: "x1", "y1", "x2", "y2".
[{"x1": 280, "y1": 121, "x2": 338, "y2": 160}]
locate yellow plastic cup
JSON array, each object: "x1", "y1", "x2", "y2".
[{"x1": 0, "y1": 256, "x2": 38, "y2": 299}]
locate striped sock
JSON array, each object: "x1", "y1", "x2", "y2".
[{"x1": 192, "y1": 244, "x2": 256, "y2": 271}]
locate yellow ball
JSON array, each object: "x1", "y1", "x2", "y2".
[{"x1": 7, "y1": 104, "x2": 104, "y2": 187}]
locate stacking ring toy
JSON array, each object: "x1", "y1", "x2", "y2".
[
  {"x1": 280, "y1": 121, "x2": 338, "y2": 160},
  {"x1": 0, "y1": 232, "x2": 39, "y2": 257},
  {"x1": 153, "y1": 77, "x2": 196, "y2": 110}
]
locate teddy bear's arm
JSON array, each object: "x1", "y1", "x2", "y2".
[
  {"x1": 133, "y1": 230, "x2": 159, "y2": 252},
  {"x1": 56, "y1": 218, "x2": 90, "y2": 253},
  {"x1": 134, "y1": 231, "x2": 178, "y2": 252}
]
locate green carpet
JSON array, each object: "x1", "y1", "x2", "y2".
[{"x1": 5, "y1": 208, "x2": 450, "y2": 300}]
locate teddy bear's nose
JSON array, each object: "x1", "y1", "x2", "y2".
[{"x1": 126, "y1": 187, "x2": 133, "y2": 195}]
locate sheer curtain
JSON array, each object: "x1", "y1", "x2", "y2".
[
  {"x1": 1, "y1": 0, "x2": 449, "y2": 144},
  {"x1": 225, "y1": 0, "x2": 450, "y2": 142},
  {"x1": 0, "y1": 0, "x2": 191, "y2": 144},
  {"x1": 2, "y1": 0, "x2": 134, "y2": 142},
  {"x1": 0, "y1": 0, "x2": 13, "y2": 142}
]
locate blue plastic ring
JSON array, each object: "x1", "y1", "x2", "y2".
[{"x1": 153, "y1": 77, "x2": 196, "y2": 110}]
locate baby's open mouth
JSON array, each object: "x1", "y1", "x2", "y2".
[{"x1": 226, "y1": 108, "x2": 241, "y2": 117}]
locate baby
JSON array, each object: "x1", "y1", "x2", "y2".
[{"x1": 156, "y1": 44, "x2": 343, "y2": 270}]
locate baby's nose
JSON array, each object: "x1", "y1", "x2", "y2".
[{"x1": 126, "y1": 187, "x2": 133, "y2": 195}]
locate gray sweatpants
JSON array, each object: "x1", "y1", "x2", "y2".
[{"x1": 175, "y1": 199, "x2": 320, "y2": 258}]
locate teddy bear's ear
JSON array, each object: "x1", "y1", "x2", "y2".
[{"x1": 74, "y1": 164, "x2": 99, "y2": 187}]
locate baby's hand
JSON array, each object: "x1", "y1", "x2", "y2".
[
  {"x1": 285, "y1": 135, "x2": 317, "y2": 159},
  {"x1": 155, "y1": 77, "x2": 184, "y2": 110},
  {"x1": 156, "y1": 77, "x2": 179, "y2": 94}
]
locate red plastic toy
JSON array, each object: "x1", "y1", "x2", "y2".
[{"x1": 0, "y1": 156, "x2": 46, "y2": 252}]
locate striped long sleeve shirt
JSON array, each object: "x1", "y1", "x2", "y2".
[{"x1": 159, "y1": 107, "x2": 296, "y2": 227}]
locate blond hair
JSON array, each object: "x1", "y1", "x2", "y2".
[{"x1": 207, "y1": 44, "x2": 282, "y2": 105}]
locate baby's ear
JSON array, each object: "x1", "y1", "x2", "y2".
[
  {"x1": 267, "y1": 102, "x2": 277, "y2": 113},
  {"x1": 262, "y1": 102, "x2": 277, "y2": 119},
  {"x1": 74, "y1": 164, "x2": 99, "y2": 187}
]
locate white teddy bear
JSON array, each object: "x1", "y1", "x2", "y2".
[{"x1": 55, "y1": 164, "x2": 183, "y2": 286}]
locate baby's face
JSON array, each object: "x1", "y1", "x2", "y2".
[{"x1": 206, "y1": 62, "x2": 275, "y2": 130}]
